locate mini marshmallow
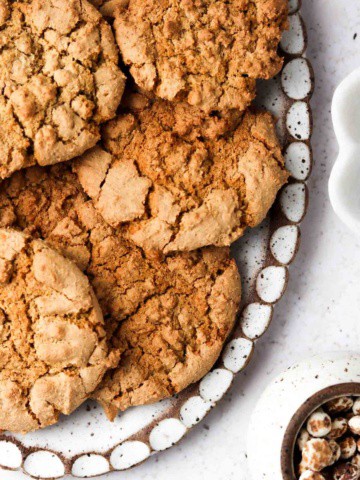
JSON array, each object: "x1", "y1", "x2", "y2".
[
  {"x1": 354, "y1": 398, "x2": 360, "y2": 415},
  {"x1": 307, "y1": 409, "x2": 332, "y2": 438},
  {"x1": 339, "y1": 437, "x2": 357, "y2": 459},
  {"x1": 302, "y1": 439, "x2": 334, "y2": 472},
  {"x1": 298, "y1": 459, "x2": 308, "y2": 477},
  {"x1": 298, "y1": 428, "x2": 312, "y2": 451},
  {"x1": 299, "y1": 471, "x2": 326, "y2": 480},
  {"x1": 326, "y1": 397, "x2": 354, "y2": 415},
  {"x1": 349, "y1": 416, "x2": 360, "y2": 435},
  {"x1": 329, "y1": 440, "x2": 342, "y2": 464},
  {"x1": 328, "y1": 417, "x2": 348, "y2": 440},
  {"x1": 332, "y1": 462, "x2": 360, "y2": 480}
]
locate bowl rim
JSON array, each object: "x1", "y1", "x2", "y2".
[{"x1": 281, "y1": 382, "x2": 360, "y2": 479}]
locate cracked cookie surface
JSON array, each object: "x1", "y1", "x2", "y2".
[
  {"x1": 89, "y1": 0, "x2": 128, "y2": 17},
  {"x1": 114, "y1": 0, "x2": 288, "y2": 113},
  {"x1": 0, "y1": 228, "x2": 117, "y2": 434},
  {"x1": 0, "y1": 165, "x2": 241, "y2": 417},
  {"x1": 73, "y1": 93, "x2": 288, "y2": 253},
  {"x1": 95, "y1": 247, "x2": 241, "y2": 419},
  {"x1": 0, "y1": 0, "x2": 126, "y2": 180}
]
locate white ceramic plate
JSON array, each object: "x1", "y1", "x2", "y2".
[
  {"x1": 329, "y1": 67, "x2": 360, "y2": 235},
  {"x1": 0, "y1": 1, "x2": 313, "y2": 478}
]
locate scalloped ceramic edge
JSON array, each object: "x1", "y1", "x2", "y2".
[
  {"x1": 0, "y1": 1, "x2": 314, "y2": 478},
  {"x1": 247, "y1": 352, "x2": 360, "y2": 480},
  {"x1": 329, "y1": 67, "x2": 360, "y2": 235}
]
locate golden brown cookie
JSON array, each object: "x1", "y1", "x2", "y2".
[
  {"x1": 0, "y1": 0, "x2": 126, "y2": 180},
  {"x1": 73, "y1": 93, "x2": 288, "y2": 253},
  {"x1": 89, "y1": 0, "x2": 128, "y2": 17},
  {"x1": 0, "y1": 228, "x2": 118, "y2": 434},
  {"x1": 0, "y1": 165, "x2": 241, "y2": 418},
  {"x1": 95, "y1": 247, "x2": 241, "y2": 419},
  {"x1": 113, "y1": 0, "x2": 288, "y2": 113}
]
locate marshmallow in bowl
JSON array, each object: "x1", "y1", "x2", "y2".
[
  {"x1": 325, "y1": 397, "x2": 354, "y2": 415},
  {"x1": 349, "y1": 416, "x2": 360, "y2": 435},
  {"x1": 302, "y1": 438, "x2": 335, "y2": 471},
  {"x1": 327, "y1": 417, "x2": 348, "y2": 440},
  {"x1": 299, "y1": 471, "x2": 326, "y2": 480},
  {"x1": 307, "y1": 410, "x2": 332, "y2": 437},
  {"x1": 338, "y1": 436, "x2": 357, "y2": 459}
]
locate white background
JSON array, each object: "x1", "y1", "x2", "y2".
[{"x1": 5, "y1": 1, "x2": 360, "y2": 479}]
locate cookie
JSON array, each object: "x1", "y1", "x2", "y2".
[
  {"x1": 94, "y1": 246, "x2": 241, "y2": 418},
  {"x1": 0, "y1": 228, "x2": 118, "y2": 434},
  {"x1": 0, "y1": 165, "x2": 241, "y2": 418},
  {"x1": 89, "y1": 0, "x2": 128, "y2": 17},
  {"x1": 0, "y1": 0, "x2": 126, "y2": 180},
  {"x1": 73, "y1": 93, "x2": 288, "y2": 253},
  {"x1": 113, "y1": 0, "x2": 288, "y2": 112}
]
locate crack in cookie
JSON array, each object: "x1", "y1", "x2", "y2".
[
  {"x1": 89, "y1": 0, "x2": 128, "y2": 17},
  {"x1": 97, "y1": 254, "x2": 241, "y2": 419},
  {"x1": 113, "y1": 0, "x2": 288, "y2": 112},
  {"x1": 0, "y1": 165, "x2": 241, "y2": 418},
  {"x1": 73, "y1": 92, "x2": 288, "y2": 253},
  {"x1": 0, "y1": 0, "x2": 126, "y2": 180},
  {"x1": 0, "y1": 228, "x2": 118, "y2": 433}
]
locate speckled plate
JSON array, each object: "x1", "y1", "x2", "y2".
[{"x1": 0, "y1": 1, "x2": 313, "y2": 478}]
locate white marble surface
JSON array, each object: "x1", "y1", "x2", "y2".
[{"x1": 4, "y1": 1, "x2": 360, "y2": 479}]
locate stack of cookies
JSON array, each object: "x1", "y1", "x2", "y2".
[{"x1": 0, "y1": 0, "x2": 289, "y2": 434}]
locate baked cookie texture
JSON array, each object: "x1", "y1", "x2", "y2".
[
  {"x1": 114, "y1": 0, "x2": 288, "y2": 112},
  {"x1": 73, "y1": 93, "x2": 288, "y2": 253},
  {"x1": 89, "y1": 0, "x2": 128, "y2": 17},
  {"x1": 0, "y1": 166, "x2": 241, "y2": 418},
  {"x1": 0, "y1": 0, "x2": 126, "y2": 180},
  {"x1": 0, "y1": 228, "x2": 117, "y2": 434},
  {"x1": 96, "y1": 245, "x2": 240, "y2": 420}
]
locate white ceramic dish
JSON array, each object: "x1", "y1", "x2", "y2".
[
  {"x1": 0, "y1": 1, "x2": 313, "y2": 478},
  {"x1": 329, "y1": 67, "x2": 360, "y2": 234},
  {"x1": 247, "y1": 352, "x2": 360, "y2": 480}
]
